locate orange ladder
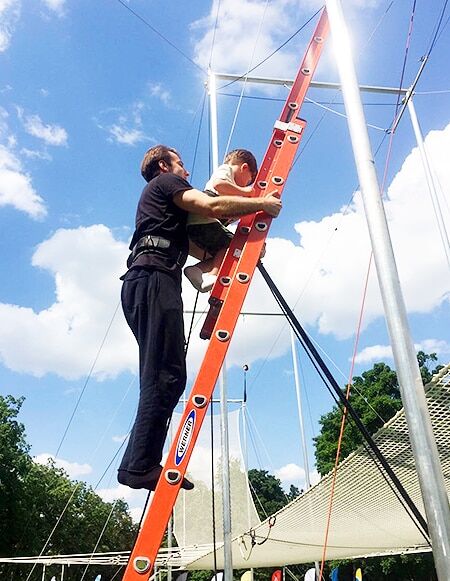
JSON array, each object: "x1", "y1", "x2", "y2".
[{"x1": 122, "y1": 9, "x2": 329, "y2": 580}]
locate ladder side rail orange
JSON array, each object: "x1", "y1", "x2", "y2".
[
  {"x1": 200, "y1": 10, "x2": 329, "y2": 338},
  {"x1": 122, "y1": 9, "x2": 329, "y2": 581}
]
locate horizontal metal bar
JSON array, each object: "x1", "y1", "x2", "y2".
[
  {"x1": 214, "y1": 73, "x2": 408, "y2": 95},
  {"x1": 184, "y1": 310, "x2": 285, "y2": 316}
]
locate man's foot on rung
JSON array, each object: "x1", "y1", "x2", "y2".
[{"x1": 118, "y1": 466, "x2": 194, "y2": 491}]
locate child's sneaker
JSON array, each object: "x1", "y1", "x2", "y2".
[
  {"x1": 184, "y1": 265, "x2": 217, "y2": 293},
  {"x1": 184, "y1": 265, "x2": 203, "y2": 291},
  {"x1": 201, "y1": 274, "x2": 217, "y2": 293}
]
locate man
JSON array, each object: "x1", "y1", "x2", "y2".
[{"x1": 118, "y1": 145, "x2": 281, "y2": 491}]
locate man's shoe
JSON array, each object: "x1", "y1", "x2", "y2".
[
  {"x1": 118, "y1": 466, "x2": 194, "y2": 491},
  {"x1": 118, "y1": 465, "x2": 162, "y2": 491},
  {"x1": 181, "y1": 476, "x2": 195, "y2": 490}
]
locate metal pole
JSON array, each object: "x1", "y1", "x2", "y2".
[
  {"x1": 325, "y1": 1, "x2": 450, "y2": 578},
  {"x1": 241, "y1": 403, "x2": 253, "y2": 529},
  {"x1": 61, "y1": 564, "x2": 64, "y2": 581},
  {"x1": 214, "y1": 73, "x2": 407, "y2": 95},
  {"x1": 210, "y1": 68, "x2": 233, "y2": 580},
  {"x1": 407, "y1": 98, "x2": 450, "y2": 269},
  {"x1": 220, "y1": 369, "x2": 233, "y2": 581},
  {"x1": 290, "y1": 329, "x2": 311, "y2": 489},
  {"x1": 167, "y1": 514, "x2": 173, "y2": 581},
  {"x1": 208, "y1": 70, "x2": 220, "y2": 169}
]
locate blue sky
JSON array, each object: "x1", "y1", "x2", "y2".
[{"x1": 0, "y1": 0, "x2": 449, "y2": 520}]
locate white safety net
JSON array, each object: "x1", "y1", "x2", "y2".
[
  {"x1": 165, "y1": 364, "x2": 450, "y2": 570},
  {"x1": 171, "y1": 408, "x2": 260, "y2": 548}
]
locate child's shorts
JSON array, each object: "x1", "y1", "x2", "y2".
[{"x1": 187, "y1": 221, "x2": 234, "y2": 255}]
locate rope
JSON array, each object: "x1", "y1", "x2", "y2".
[
  {"x1": 426, "y1": 0, "x2": 449, "y2": 56},
  {"x1": 304, "y1": 95, "x2": 386, "y2": 131},
  {"x1": 115, "y1": 0, "x2": 204, "y2": 72},
  {"x1": 224, "y1": 0, "x2": 271, "y2": 156},
  {"x1": 25, "y1": 305, "x2": 135, "y2": 579},
  {"x1": 55, "y1": 300, "x2": 121, "y2": 458},
  {"x1": 318, "y1": 255, "x2": 373, "y2": 579},
  {"x1": 79, "y1": 500, "x2": 119, "y2": 581},
  {"x1": 257, "y1": 262, "x2": 430, "y2": 540},
  {"x1": 208, "y1": 0, "x2": 222, "y2": 68},
  {"x1": 387, "y1": 0, "x2": 418, "y2": 133},
  {"x1": 218, "y1": 8, "x2": 322, "y2": 90},
  {"x1": 184, "y1": 90, "x2": 208, "y2": 354}
]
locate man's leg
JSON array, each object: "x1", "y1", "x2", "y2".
[{"x1": 118, "y1": 268, "x2": 188, "y2": 488}]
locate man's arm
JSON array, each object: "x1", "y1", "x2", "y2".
[{"x1": 174, "y1": 188, "x2": 281, "y2": 219}]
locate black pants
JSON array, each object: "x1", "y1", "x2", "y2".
[{"x1": 119, "y1": 267, "x2": 186, "y2": 473}]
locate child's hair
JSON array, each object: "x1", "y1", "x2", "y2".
[{"x1": 224, "y1": 149, "x2": 258, "y2": 181}]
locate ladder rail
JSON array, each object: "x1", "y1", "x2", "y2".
[{"x1": 122, "y1": 9, "x2": 329, "y2": 580}]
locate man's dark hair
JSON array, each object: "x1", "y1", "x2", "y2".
[
  {"x1": 224, "y1": 149, "x2": 258, "y2": 181},
  {"x1": 141, "y1": 145, "x2": 179, "y2": 182}
]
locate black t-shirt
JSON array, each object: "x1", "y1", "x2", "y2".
[{"x1": 129, "y1": 173, "x2": 192, "y2": 273}]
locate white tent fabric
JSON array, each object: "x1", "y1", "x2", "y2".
[
  {"x1": 171, "y1": 408, "x2": 260, "y2": 547},
  {"x1": 173, "y1": 364, "x2": 450, "y2": 569}
]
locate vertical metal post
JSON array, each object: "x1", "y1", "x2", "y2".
[
  {"x1": 407, "y1": 98, "x2": 450, "y2": 268},
  {"x1": 290, "y1": 329, "x2": 311, "y2": 489},
  {"x1": 61, "y1": 564, "x2": 64, "y2": 581},
  {"x1": 210, "y1": 67, "x2": 233, "y2": 581},
  {"x1": 167, "y1": 515, "x2": 173, "y2": 581},
  {"x1": 208, "y1": 70, "x2": 220, "y2": 169},
  {"x1": 325, "y1": 1, "x2": 450, "y2": 578},
  {"x1": 242, "y1": 402, "x2": 253, "y2": 529},
  {"x1": 220, "y1": 369, "x2": 233, "y2": 581}
]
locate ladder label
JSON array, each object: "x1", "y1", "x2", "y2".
[{"x1": 175, "y1": 409, "x2": 196, "y2": 466}]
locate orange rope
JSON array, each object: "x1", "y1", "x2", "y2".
[{"x1": 318, "y1": 254, "x2": 373, "y2": 580}]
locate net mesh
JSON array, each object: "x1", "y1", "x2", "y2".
[{"x1": 174, "y1": 364, "x2": 450, "y2": 569}]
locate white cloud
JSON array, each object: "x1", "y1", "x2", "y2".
[
  {"x1": 112, "y1": 434, "x2": 128, "y2": 443},
  {"x1": 192, "y1": 0, "x2": 300, "y2": 77},
  {"x1": 0, "y1": 144, "x2": 47, "y2": 218},
  {"x1": 275, "y1": 463, "x2": 320, "y2": 491},
  {"x1": 355, "y1": 339, "x2": 450, "y2": 365},
  {"x1": 108, "y1": 124, "x2": 147, "y2": 146},
  {"x1": 97, "y1": 483, "x2": 147, "y2": 521},
  {"x1": 0, "y1": 225, "x2": 134, "y2": 379},
  {"x1": 275, "y1": 462, "x2": 305, "y2": 482},
  {"x1": 20, "y1": 147, "x2": 52, "y2": 161},
  {"x1": 17, "y1": 108, "x2": 68, "y2": 146},
  {"x1": 0, "y1": 125, "x2": 448, "y2": 380},
  {"x1": 354, "y1": 344, "x2": 393, "y2": 365},
  {"x1": 148, "y1": 83, "x2": 172, "y2": 107},
  {"x1": 416, "y1": 339, "x2": 450, "y2": 356},
  {"x1": 41, "y1": 0, "x2": 66, "y2": 17},
  {"x1": 0, "y1": 0, "x2": 20, "y2": 52},
  {"x1": 34, "y1": 453, "x2": 92, "y2": 478},
  {"x1": 96, "y1": 102, "x2": 149, "y2": 146},
  {"x1": 191, "y1": 0, "x2": 384, "y2": 77}
]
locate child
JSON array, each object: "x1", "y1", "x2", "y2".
[{"x1": 184, "y1": 149, "x2": 258, "y2": 292}]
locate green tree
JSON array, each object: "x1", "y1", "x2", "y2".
[
  {"x1": 314, "y1": 354, "x2": 442, "y2": 580},
  {"x1": 314, "y1": 353, "x2": 442, "y2": 476},
  {"x1": 0, "y1": 394, "x2": 137, "y2": 581},
  {"x1": 248, "y1": 469, "x2": 287, "y2": 520},
  {"x1": 0, "y1": 395, "x2": 32, "y2": 556}
]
